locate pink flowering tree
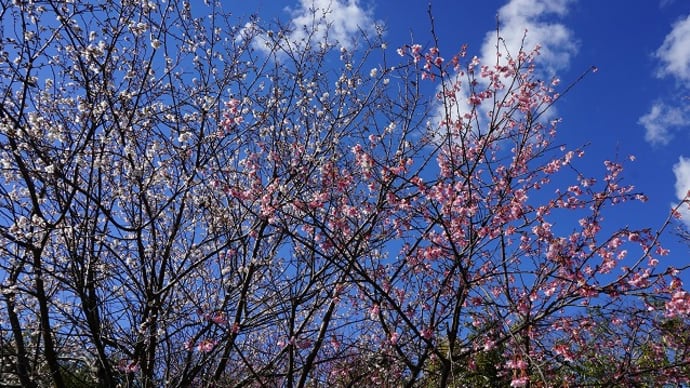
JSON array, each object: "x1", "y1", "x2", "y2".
[
  {"x1": 328, "y1": 40, "x2": 690, "y2": 386},
  {"x1": 1, "y1": 1, "x2": 690, "y2": 387}
]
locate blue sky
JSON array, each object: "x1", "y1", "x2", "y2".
[{"x1": 225, "y1": 0, "x2": 690, "y2": 261}]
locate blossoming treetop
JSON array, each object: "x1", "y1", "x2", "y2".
[{"x1": 0, "y1": 1, "x2": 689, "y2": 387}]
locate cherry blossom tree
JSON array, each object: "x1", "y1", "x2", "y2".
[{"x1": 1, "y1": 1, "x2": 690, "y2": 387}]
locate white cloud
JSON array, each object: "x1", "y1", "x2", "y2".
[
  {"x1": 672, "y1": 156, "x2": 690, "y2": 227},
  {"x1": 656, "y1": 14, "x2": 690, "y2": 84},
  {"x1": 641, "y1": 13, "x2": 690, "y2": 146},
  {"x1": 432, "y1": 0, "x2": 576, "y2": 135},
  {"x1": 638, "y1": 102, "x2": 688, "y2": 146},
  {"x1": 481, "y1": 0, "x2": 577, "y2": 74},
  {"x1": 287, "y1": 0, "x2": 377, "y2": 48},
  {"x1": 243, "y1": 0, "x2": 377, "y2": 56}
]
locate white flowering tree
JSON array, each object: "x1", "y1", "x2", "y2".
[{"x1": 1, "y1": 1, "x2": 689, "y2": 387}]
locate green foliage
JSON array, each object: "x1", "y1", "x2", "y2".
[{"x1": 421, "y1": 337, "x2": 510, "y2": 388}]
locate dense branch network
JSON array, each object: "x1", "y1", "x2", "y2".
[{"x1": 0, "y1": 1, "x2": 689, "y2": 387}]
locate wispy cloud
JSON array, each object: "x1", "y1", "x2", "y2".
[
  {"x1": 287, "y1": 0, "x2": 377, "y2": 48},
  {"x1": 244, "y1": 0, "x2": 378, "y2": 55},
  {"x1": 638, "y1": 102, "x2": 689, "y2": 146},
  {"x1": 672, "y1": 157, "x2": 690, "y2": 227},
  {"x1": 640, "y1": 13, "x2": 690, "y2": 146},
  {"x1": 433, "y1": 0, "x2": 576, "y2": 132},
  {"x1": 655, "y1": 14, "x2": 690, "y2": 84},
  {"x1": 480, "y1": 0, "x2": 577, "y2": 75}
]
